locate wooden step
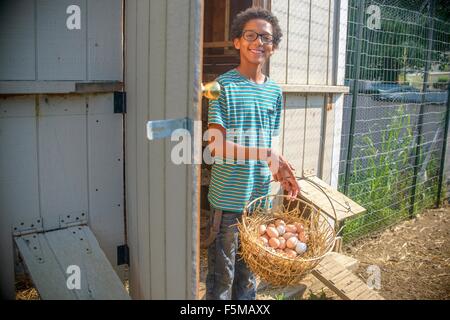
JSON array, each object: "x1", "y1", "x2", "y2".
[{"x1": 311, "y1": 255, "x2": 384, "y2": 300}]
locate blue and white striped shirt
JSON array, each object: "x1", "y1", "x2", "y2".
[{"x1": 208, "y1": 68, "x2": 282, "y2": 212}]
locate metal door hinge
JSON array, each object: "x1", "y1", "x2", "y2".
[
  {"x1": 147, "y1": 117, "x2": 192, "y2": 140},
  {"x1": 114, "y1": 92, "x2": 127, "y2": 114}
]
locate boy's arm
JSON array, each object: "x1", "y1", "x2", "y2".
[{"x1": 207, "y1": 123, "x2": 299, "y2": 198}]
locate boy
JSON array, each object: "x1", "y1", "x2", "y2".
[{"x1": 206, "y1": 7, "x2": 300, "y2": 300}]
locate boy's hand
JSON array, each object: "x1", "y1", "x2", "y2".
[{"x1": 268, "y1": 150, "x2": 300, "y2": 199}]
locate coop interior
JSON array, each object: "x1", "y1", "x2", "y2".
[{"x1": 199, "y1": 0, "x2": 253, "y2": 295}]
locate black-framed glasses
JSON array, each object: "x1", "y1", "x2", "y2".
[{"x1": 242, "y1": 30, "x2": 274, "y2": 44}]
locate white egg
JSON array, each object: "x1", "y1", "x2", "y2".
[
  {"x1": 295, "y1": 242, "x2": 307, "y2": 255},
  {"x1": 276, "y1": 224, "x2": 286, "y2": 236}
]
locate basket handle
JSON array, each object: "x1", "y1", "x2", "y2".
[{"x1": 243, "y1": 176, "x2": 340, "y2": 234}]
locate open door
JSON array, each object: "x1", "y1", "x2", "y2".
[{"x1": 199, "y1": 0, "x2": 268, "y2": 299}]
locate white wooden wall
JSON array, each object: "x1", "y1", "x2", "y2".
[
  {"x1": 125, "y1": 0, "x2": 202, "y2": 299},
  {"x1": 0, "y1": 94, "x2": 125, "y2": 299},
  {"x1": 270, "y1": 0, "x2": 348, "y2": 186}
]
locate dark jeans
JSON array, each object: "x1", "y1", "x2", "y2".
[{"x1": 205, "y1": 210, "x2": 256, "y2": 300}]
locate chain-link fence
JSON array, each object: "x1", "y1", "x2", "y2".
[{"x1": 339, "y1": 0, "x2": 450, "y2": 243}]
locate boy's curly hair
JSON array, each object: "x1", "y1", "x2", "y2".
[{"x1": 231, "y1": 7, "x2": 283, "y2": 48}]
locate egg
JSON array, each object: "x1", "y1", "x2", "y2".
[
  {"x1": 282, "y1": 232, "x2": 295, "y2": 240},
  {"x1": 284, "y1": 248, "x2": 297, "y2": 259},
  {"x1": 268, "y1": 223, "x2": 276, "y2": 228},
  {"x1": 285, "y1": 224, "x2": 297, "y2": 233},
  {"x1": 298, "y1": 231, "x2": 307, "y2": 243},
  {"x1": 278, "y1": 237, "x2": 286, "y2": 249},
  {"x1": 286, "y1": 236, "x2": 298, "y2": 249},
  {"x1": 266, "y1": 227, "x2": 279, "y2": 238},
  {"x1": 258, "y1": 237, "x2": 268, "y2": 246},
  {"x1": 275, "y1": 219, "x2": 286, "y2": 227},
  {"x1": 269, "y1": 237, "x2": 280, "y2": 249},
  {"x1": 262, "y1": 234, "x2": 270, "y2": 241},
  {"x1": 276, "y1": 224, "x2": 286, "y2": 236},
  {"x1": 295, "y1": 222, "x2": 305, "y2": 233},
  {"x1": 295, "y1": 242, "x2": 307, "y2": 255},
  {"x1": 258, "y1": 224, "x2": 267, "y2": 235}
]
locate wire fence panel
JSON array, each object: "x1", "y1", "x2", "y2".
[{"x1": 339, "y1": 0, "x2": 450, "y2": 243}]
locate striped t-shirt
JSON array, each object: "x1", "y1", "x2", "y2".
[{"x1": 207, "y1": 68, "x2": 283, "y2": 213}]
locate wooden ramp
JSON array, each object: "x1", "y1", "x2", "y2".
[
  {"x1": 311, "y1": 254, "x2": 384, "y2": 300},
  {"x1": 14, "y1": 226, "x2": 130, "y2": 300},
  {"x1": 255, "y1": 253, "x2": 383, "y2": 300}
]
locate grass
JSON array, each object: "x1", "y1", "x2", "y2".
[{"x1": 339, "y1": 106, "x2": 446, "y2": 243}]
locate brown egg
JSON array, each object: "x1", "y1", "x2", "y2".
[
  {"x1": 284, "y1": 248, "x2": 297, "y2": 259},
  {"x1": 269, "y1": 237, "x2": 280, "y2": 249},
  {"x1": 295, "y1": 222, "x2": 305, "y2": 232},
  {"x1": 298, "y1": 231, "x2": 307, "y2": 243},
  {"x1": 282, "y1": 232, "x2": 295, "y2": 240},
  {"x1": 278, "y1": 237, "x2": 286, "y2": 249},
  {"x1": 275, "y1": 219, "x2": 286, "y2": 227},
  {"x1": 262, "y1": 234, "x2": 270, "y2": 241},
  {"x1": 268, "y1": 223, "x2": 276, "y2": 228},
  {"x1": 266, "y1": 227, "x2": 279, "y2": 238},
  {"x1": 286, "y1": 236, "x2": 298, "y2": 249},
  {"x1": 285, "y1": 224, "x2": 297, "y2": 233},
  {"x1": 258, "y1": 224, "x2": 267, "y2": 236}
]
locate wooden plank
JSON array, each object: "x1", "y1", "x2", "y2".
[
  {"x1": 38, "y1": 95, "x2": 88, "y2": 231},
  {"x1": 321, "y1": 94, "x2": 335, "y2": 183},
  {"x1": 298, "y1": 175, "x2": 366, "y2": 224},
  {"x1": 327, "y1": 0, "x2": 335, "y2": 86},
  {"x1": 0, "y1": 0, "x2": 35, "y2": 80},
  {"x1": 282, "y1": 93, "x2": 306, "y2": 172},
  {"x1": 287, "y1": 0, "x2": 310, "y2": 84},
  {"x1": 312, "y1": 256, "x2": 384, "y2": 300},
  {"x1": 330, "y1": 0, "x2": 349, "y2": 189},
  {"x1": 16, "y1": 226, "x2": 130, "y2": 299},
  {"x1": 87, "y1": 94, "x2": 125, "y2": 279},
  {"x1": 135, "y1": 0, "x2": 152, "y2": 300},
  {"x1": 87, "y1": 0, "x2": 123, "y2": 81},
  {"x1": 165, "y1": 0, "x2": 189, "y2": 299},
  {"x1": 15, "y1": 233, "x2": 76, "y2": 300},
  {"x1": 187, "y1": 0, "x2": 203, "y2": 300},
  {"x1": 37, "y1": 0, "x2": 87, "y2": 80},
  {"x1": 270, "y1": 0, "x2": 289, "y2": 84},
  {"x1": 203, "y1": 41, "x2": 234, "y2": 48},
  {"x1": 147, "y1": 0, "x2": 167, "y2": 299},
  {"x1": 308, "y1": 0, "x2": 330, "y2": 85},
  {"x1": 0, "y1": 81, "x2": 123, "y2": 94},
  {"x1": 124, "y1": 0, "x2": 139, "y2": 299},
  {"x1": 302, "y1": 95, "x2": 323, "y2": 174},
  {"x1": 0, "y1": 96, "x2": 40, "y2": 299}
]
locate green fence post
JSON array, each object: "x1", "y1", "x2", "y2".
[{"x1": 409, "y1": 0, "x2": 435, "y2": 217}]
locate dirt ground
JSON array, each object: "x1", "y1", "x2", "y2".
[
  {"x1": 344, "y1": 204, "x2": 450, "y2": 300},
  {"x1": 15, "y1": 205, "x2": 449, "y2": 300},
  {"x1": 199, "y1": 204, "x2": 450, "y2": 300}
]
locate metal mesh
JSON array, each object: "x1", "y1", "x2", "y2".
[{"x1": 339, "y1": 0, "x2": 450, "y2": 243}]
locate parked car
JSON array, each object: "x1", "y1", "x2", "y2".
[{"x1": 378, "y1": 85, "x2": 447, "y2": 103}]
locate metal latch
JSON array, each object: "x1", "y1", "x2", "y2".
[{"x1": 147, "y1": 117, "x2": 192, "y2": 140}]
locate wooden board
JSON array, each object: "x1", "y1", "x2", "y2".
[
  {"x1": 287, "y1": 0, "x2": 310, "y2": 84},
  {"x1": 311, "y1": 254, "x2": 384, "y2": 300},
  {"x1": 298, "y1": 175, "x2": 366, "y2": 225},
  {"x1": 270, "y1": 0, "x2": 289, "y2": 84},
  {"x1": 0, "y1": 0, "x2": 35, "y2": 80},
  {"x1": 14, "y1": 226, "x2": 130, "y2": 300},
  {"x1": 0, "y1": 96, "x2": 40, "y2": 299}
]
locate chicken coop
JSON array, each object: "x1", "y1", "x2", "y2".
[{"x1": 0, "y1": 0, "x2": 362, "y2": 300}]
